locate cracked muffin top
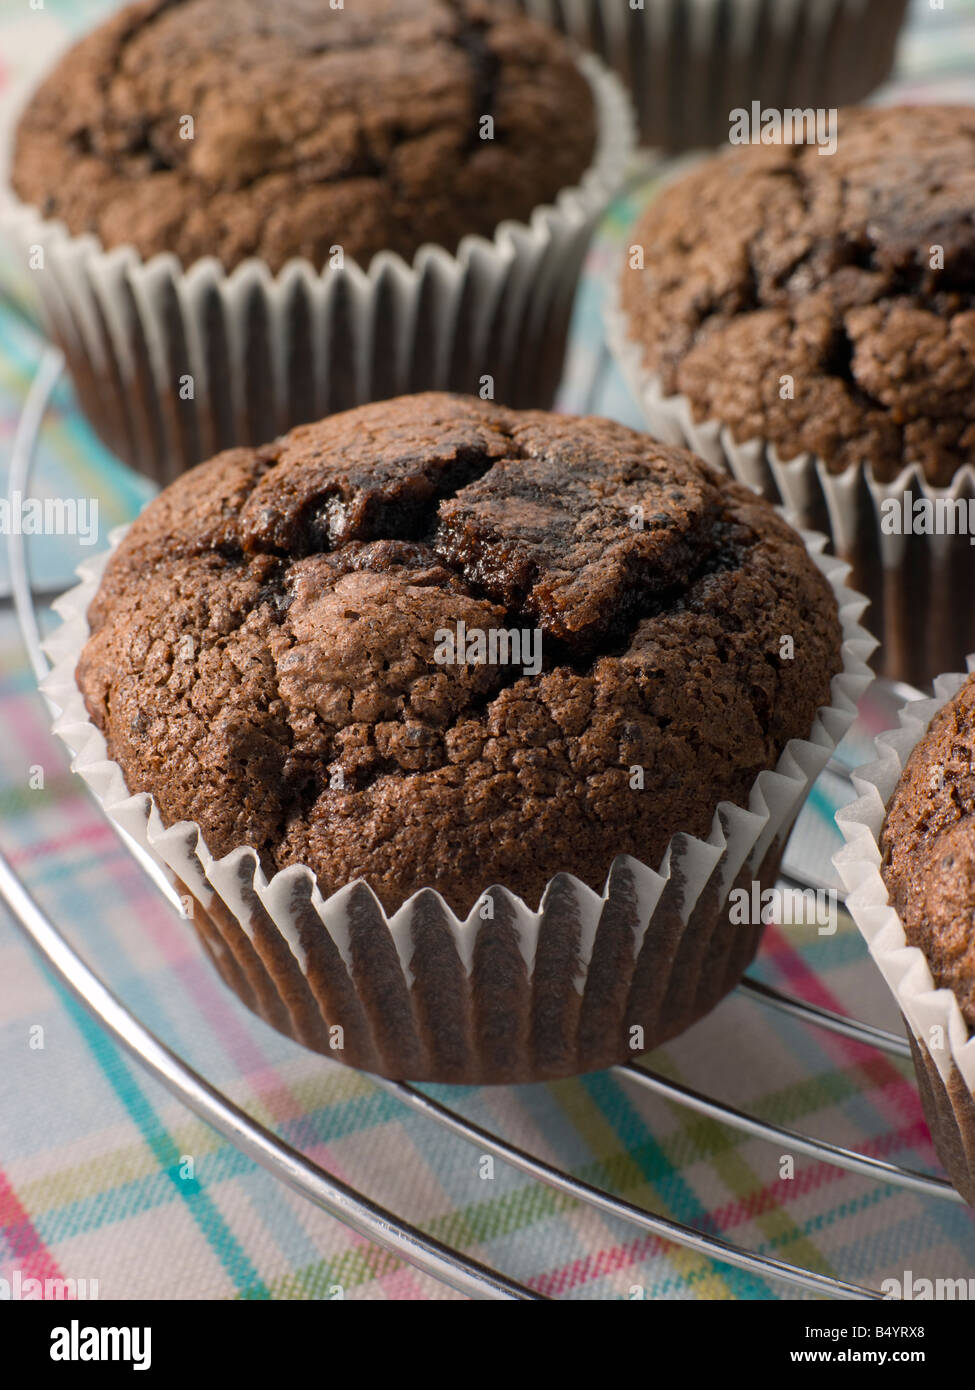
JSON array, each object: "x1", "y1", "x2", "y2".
[
  {"x1": 882, "y1": 679, "x2": 975, "y2": 1029},
  {"x1": 11, "y1": 0, "x2": 596, "y2": 273},
  {"x1": 77, "y1": 392, "x2": 843, "y2": 916},
  {"x1": 620, "y1": 105, "x2": 975, "y2": 486}
]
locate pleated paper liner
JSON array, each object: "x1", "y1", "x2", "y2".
[
  {"x1": 511, "y1": 0, "x2": 908, "y2": 152},
  {"x1": 42, "y1": 526, "x2": 873, "y2": 1085},
  {"x1": 607, "y1": 290, "x2": 975, "y2": 691},
  {"x1": 835, "y1": 663, "x2": 975, "y2": 1206},
  {"x1": 0, "y1": 54, "x2": 634, "y2": 488}
]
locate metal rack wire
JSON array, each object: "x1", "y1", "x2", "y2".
[{"x1": 1, "y1": 346, "x2": 962, "y2": 1303}]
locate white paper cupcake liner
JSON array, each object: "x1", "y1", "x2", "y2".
[
  {"x1": 511, "y1": 0, "x2": 908, "y2": 151},
  {"x1": 0, "y1": 54, "x2": 634, "y2": 487},
  {"x1": 834, "y1": 661, "x2": 975, "y2": 1203},
  {"x1": 39, "y1": 520, "x2": 873, "y2": 1084},
  {"x1": 607, "y1": 285, "x2": 975, "y2": 691}
]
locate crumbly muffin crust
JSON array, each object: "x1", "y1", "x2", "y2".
[
  {"x1": 882, "y1": 678, "x2": 975, "y2": 1028},
  {"x1": 12, "y1": 0, "x2": 596, "y2": 273},
  {"x1": 621, "y1": 105, "x2": 975, "y2": 486},
  {"x1": 78, "y1": 392, "x2": 842, "y2": 915}
]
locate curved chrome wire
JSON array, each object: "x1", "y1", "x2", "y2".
[
  {"x1": 375, "y1": 1079, "x2": 885, "y2": 1299},
  {"x1": 617, "y1": 1066, "x2": 958, "y2": 1203},
  {"x1": 7, "y1": 348, "x2": 186, "y2": 916},
  {"x1": 0, "y1": 345, "x2": 958, "y2": 1304},
  {"x1": 0, "y1": 848, "x2": 536, "y2": 1300},
  {"x1": 738, "y1": 977, "x2": 912, "y2": 1060},
  {"x1": 6, "y1": 346, "x2": 62, "y2": 669}
]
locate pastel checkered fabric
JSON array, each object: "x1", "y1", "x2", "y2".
[{"x1": 3, "y1": 0, "x2": 975, "y2": 1301}]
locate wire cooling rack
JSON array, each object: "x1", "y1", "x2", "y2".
[{"x1": 1, "y1": 346, "x2": 964, "y2": 1302}]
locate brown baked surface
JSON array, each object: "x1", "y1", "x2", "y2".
[
  {"x1": 882, "y1": 678, "x2": 975, "y2": 1027},
  {"x1": 11, "y1": 0, "x2": 595, "y2": 273},
  {"x1": 621, "y1": 105, "x2": 975, "y2": 486},
  {"x1": 77, "y1": 392, "x2": 842, "y2": 916}
]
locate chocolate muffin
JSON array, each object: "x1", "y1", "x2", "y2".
[
  {"x1": 77, "y1": 392, "x2": 842, "y2": 918},
  {"x1": 620, "y1": 105, "x2": 975, "y2": 488},
  {"x1": 11, "y1": 0, "x2": 596, "y2": 273},
  {"x1": 881, "y1": 677, "x2": 975, "y2": 1027},
  {"x1": 510, "y1": 0, "x2": 908, "y2": 153}
]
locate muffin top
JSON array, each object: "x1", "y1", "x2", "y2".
[
  {"x1": 882, "y1": 679, "x2": 975, "y2": 1028},
  {"x1": 621, "y1": 105, "x2": 975, "y2": 487},
  {"x1": 11, "y1": 0, "x2": 596, "y2": 273},
  {"x1": 78, "y1": 392, "x2": 842, "y2": 916}
]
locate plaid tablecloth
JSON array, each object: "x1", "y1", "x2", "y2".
[{"x1": 4, "y1": 0, "x2": 975, "y2": 1302}]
